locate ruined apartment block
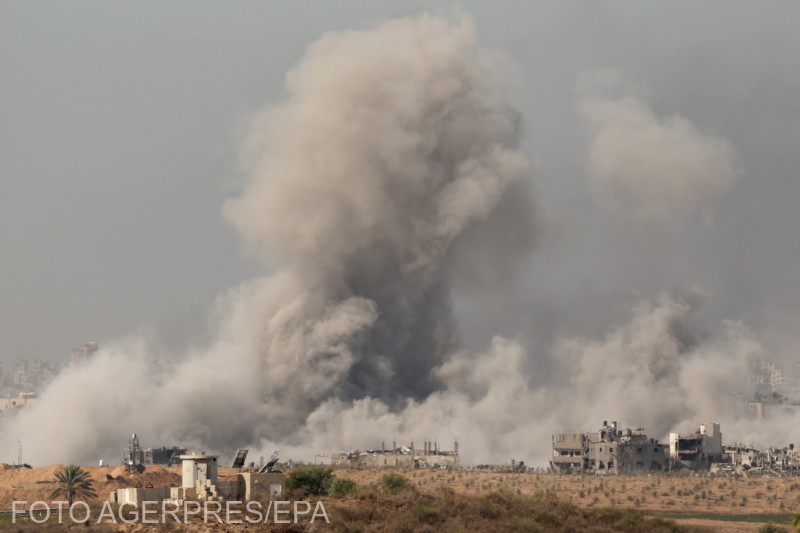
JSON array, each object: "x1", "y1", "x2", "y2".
[
  {"x1": 668, "y1": 422, "x2": 722, "y2": 470},
  {"x1": 552, "y1": 421, "x2": 669, "y2": 475},
  {"x1": 333, "y1": 440, "x2": 459, "y2": 469},
  {"x1": 553, "y1": 420, "x2": 727, "y2": 474}
]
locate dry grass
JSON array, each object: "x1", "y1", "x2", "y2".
[
  {"x1": 327, "y1": 487, "x2": 702, "y2": 533},
  {"x1": 336, "y1": 469, "x2": 800, "y2": 516},
  {"x1": 0, "y1": 491, "x2": 700, "y2": 533},
  {"x1": 2, "y1": 465, "x2": 797, "y2": 531}
]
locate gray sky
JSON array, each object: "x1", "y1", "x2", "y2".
[{"x1": 2, "y1": 1, "x2": 799, "y2": 364}]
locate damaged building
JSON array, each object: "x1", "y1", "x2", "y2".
[
  {"x1": 552, "y1": 421, "x2": 726, "y2": 474},
  {"x1": 122, "y1": 433, "x2": 187, "y2": 469},
  {"x1": 552, "y1": 421, "x2": 669, "y2": 474},
  {"x1": 333, "y1": 440, "x2": 459, "y2": 469},
  {"x1": 554, "y1": 420, "x2": 799, "y2": 476},
  {"x1": 714, "y1": 443, "x2": 800, "y2": 475},
  {"x1": 668, "y1": 423, "x2": 723, "y2": 470}
]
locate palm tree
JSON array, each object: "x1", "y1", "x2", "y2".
[{"x1": 50, "y1": 465, "x2": 97, "y2": 506}]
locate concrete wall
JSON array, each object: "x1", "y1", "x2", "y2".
[
  {"x1": 554, "y1": 433, "x2": 584, "y2": 448},
  {"x1": 216, "y1": 480, "x2": 239, "y2": 500},
  {"x1": 238, "y1": 472, "x2": 284, "y2": 500},
  {"x1": 168, "y1": 487, "x2": 197, "y2": 501},
  {"x1": 699, "y1": 423, "x2": 722, "y2": 459},
  {"x1": 590, "y1": 441, "x2": 618, "y2": 474},
  {"x1": 111, "y1": 487, "x2": 171, "y2": 505},
  {"x1": 181, "y1": 455, "x2": 218, "y2": 488},
  {"x1": 109, "y1": 472, "x2": 284, "y2": 505},
  {"x1": 552, "y1": 433, "x2": 585, "y2": 472},
  {"x1": 0, "y1": 394, "x2": 39, "y2": 411},
  {"x1": 612, "y1": 442, "x2": 668, "y2": 473}
]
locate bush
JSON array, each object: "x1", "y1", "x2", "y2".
[
  {"x1": 285, "y1": 465, "x2": 334, "y2": 496},
  {"x1": 330, "y1": 477, "x2": 359, "y2": 497},
  {"x1": 758, "y1": 524, "x2": 787, "y2": 533},
  {"x1": 381, "y1": 473, "x2": 411, "y2": 494}
]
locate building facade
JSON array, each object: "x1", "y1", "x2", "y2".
[
  {"x1": 552, "y1": 421, "x2": 669, "y2": 475},
  {"x1": 668, "y1": 423, "x2": 722, "y2": 470}
]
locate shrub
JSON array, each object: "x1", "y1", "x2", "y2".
[
  {"x1": 381, "y1": 473, "x2": 411, "y2": 494},
  {"x1": 330, "y1": 477, "x2": 359, "y2": 497},
  {"x1": 285, "y1": 465, "x2": 334, "y2": 496},
  {"x1": 758, "y1": 524, "x2": 787, "y2": 533},
  {"x1": 413, "y1": 504, "x2": 440, "y2": 523}
]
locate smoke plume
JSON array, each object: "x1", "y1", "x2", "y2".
[
  {"x1": 578, "y1": 69, "x2": 740, "y2": 230},
  {"x1": 2, "y1": 13, "x2": 536, "y2": 465},
  {"x1": 279, "y1": 291, "x2": 784, "y2": 463},
  {"x1": 4, "y1": 14, "x2": 795, "y2": 468}
]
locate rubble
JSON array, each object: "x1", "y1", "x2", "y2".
[{"x1": 333, "y1": 440, "x2": 459, "y2": 469}]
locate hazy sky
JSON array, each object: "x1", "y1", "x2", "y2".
[{"x1": 2, "y1": 1, "x2": 799, "y2": 364}]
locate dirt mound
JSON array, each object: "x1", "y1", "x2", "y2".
[{"x1": 0, "y1": 464, "x2": 181, "y2": 509}]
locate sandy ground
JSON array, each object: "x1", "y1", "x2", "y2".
[
  {"x1": 336, "y1": 468, "x2": 800, "y2": 515},
  {"x1": 0, "y1": 462, "x2": 181, "y2": 508},
  {"x1": 3, "y1": 464, "x2": 798, "y2": 531},
  {"x1": 335, "y1": 468, "x2": 800, "y2": 531}
]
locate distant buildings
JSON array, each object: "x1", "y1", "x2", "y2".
[
  {"x1": 552, "y1": 420, "x2": 723, "y2": 474},
  {"x1": 751, "y1": 359, "x2": 800, "y2": 399},
  {"x1": 552, "y1": 421, "x2": 669, "y2": 474},
  {"x1": 0, "y1": 341, "x2": 98, "y2": 399},
  {"x1": 0, "y1": 359, "x2": 59, "y2": 396},
  {"x1": 713, "y1": 444, "x2": 800, "y2": 474},
  {"x1": 0, "y1": 342, "x2": 98, "y2": 426},
  {"x1": 0, "y1": 392, "x2": 39, "y2": 413},
  {"x1": 746, "y1": 398, "x2": 800, "y2": 419},
  {"x1": 122, "y1": 433, "x2": 187, "y2": 468},
  {"x1": 68, "y1": 341, "x2": 99, "y2": 365},
  {"x1": 333, "y1": 440, "x2": 460, "y2": 469}
]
